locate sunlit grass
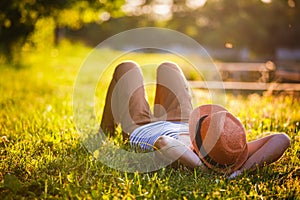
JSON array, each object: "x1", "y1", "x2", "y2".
[{"x1": 0, "y1": 43, "x2": 299, "y2": 199}]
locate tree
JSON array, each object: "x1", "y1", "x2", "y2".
[
  {"x1": 114, "y1": 0, "x2": 300, "y2": 59},
  {"x1": 164, "y1": 0, "x2": 300, "y2": 58},
  {"x1": 0, "y1": 0, "x2": 124, "y2": 63}
]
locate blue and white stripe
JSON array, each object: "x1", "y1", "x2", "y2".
[{"x1": 129, "y1": 121, "x2": 189, "y2": 151}]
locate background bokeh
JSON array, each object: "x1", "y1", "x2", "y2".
[{"x1": 1, "y1": 0, "x2": 300, "y2": 66}]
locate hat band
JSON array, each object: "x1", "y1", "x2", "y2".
[{"x1": 195, "y1": 115, "x2": 227, "y2": 169}]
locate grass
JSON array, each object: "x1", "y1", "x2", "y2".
[{"x1": 0, "y1": 42, "x2": 299, "y2": 199}]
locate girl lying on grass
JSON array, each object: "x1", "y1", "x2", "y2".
[{"x1": 101, "y1": 61, "x2": 291, "y2": 178}]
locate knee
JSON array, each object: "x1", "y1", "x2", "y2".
[
  {"x1": 114, "y1": 61, "x2": 139, "y2": 80},
  {"x1": 276, "y1": 133, "x2": 291, "y2": 149},
  {"x1": 157, "y1": 61, "x2": 181, "y2": 73}
]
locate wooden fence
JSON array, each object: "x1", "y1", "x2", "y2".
[{"x1": 189, "y1": 62, "x2": 300, "y2": 92}]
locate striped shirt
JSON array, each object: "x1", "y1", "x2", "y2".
[{"x1": 129, "y1": 121, "x2": 189, "y2": 151}]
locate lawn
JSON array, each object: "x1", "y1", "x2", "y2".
[{"x1": 0, "y1": 43, "x2": 299, "y2": 199}]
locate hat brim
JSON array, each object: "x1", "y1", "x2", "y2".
[{"x1": 201, "y1": 142, "x2": 248, "y2": 173}]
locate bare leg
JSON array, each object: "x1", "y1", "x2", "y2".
[
  {"x1": 100, "y1": 61, "x2": 152, "y2": 136},
  {"x1": 154, "y1": 62, "x2": 193, "y2": 122}
]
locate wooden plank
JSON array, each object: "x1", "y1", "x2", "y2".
[
  {"x1": 215, "y1": 62, "x2": 275, "y2": 72},
  {"x1": 273, "y1": 83, "x2": 300, "y2": 91},
  {"x1": 189, "y1": 81, "x2": 300, "y2": 91}
]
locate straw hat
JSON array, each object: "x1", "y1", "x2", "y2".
[{"x1": 189, "y1": 104, "x2": 248, "y2": 173}]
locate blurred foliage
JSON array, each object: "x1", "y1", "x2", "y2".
[
  {"x1": 0, "y1": 0, "x2": 125, "y2": 64},
  {"x1": 168, "y1": 0, "x2": 300, "y2": 57},
  {"x1": 67, "y1": 0, "x2": 300, "y2": 60},
  {"x1": 1, "y1": 0, "x2": 299, "y2": 64}
]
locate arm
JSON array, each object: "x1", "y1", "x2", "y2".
[
  {"x1": 229, "y1": 133, "x2": 290, "y2": 178},
  {"x1": 154, "y1": 136, "x2": 204, "y2": 169}
]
